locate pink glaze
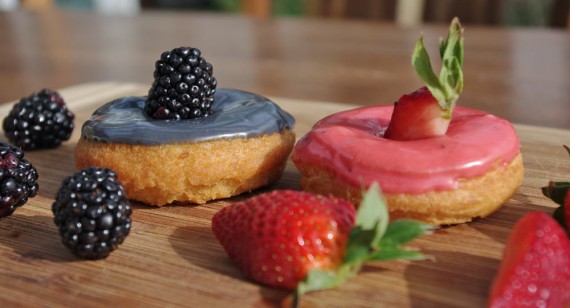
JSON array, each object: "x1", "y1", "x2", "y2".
[{"x1": 291, "y1": 106, "x2": 521, "y2": 194}]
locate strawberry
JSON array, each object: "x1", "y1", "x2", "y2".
[
  {"x1": 383, "y1": 87, "x2": 449, "y2": 140},
  {"x1": 542, "y1": 145, "x2": 570, "y2": 233},
  {"x1": 213, "y1": 190, "x2": 355, "y2": 290},
  {"x1": 384, "y1": 18, "x2": 464, "y2": 140},
  {"x1": 212, "y1": 184, "x2": 431, "y2": 301},
  {"x1": 488, "y1": 211, "x2": 570, "y2": 307}
]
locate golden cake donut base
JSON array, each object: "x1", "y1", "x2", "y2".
[
  {"x1": 296, "y1": 153, "x2": 524, "y2": 225},
  {"x1": 75, "y1": 130, "x2": 295, "y2": 206}
]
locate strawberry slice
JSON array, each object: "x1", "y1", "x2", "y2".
[
  {"x1": 384, "y1": 87, "x2": 449, "y2": 140},
  {"x1": 542, "y1": 145, "x2": 570, "y2": 233},
  {"x1": 212, "y1": 184, "x2": 432, "y2": 302},
  {"x1": 385, "y1": 18, "x2": 464, "y2": 140},
  {"x1": 488, "y1": 211, "x2": 570, "y2": 307}
]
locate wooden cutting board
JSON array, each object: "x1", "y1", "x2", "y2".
[{"x1": 0, "y1": 82, "x2": 568, "y2": 307}]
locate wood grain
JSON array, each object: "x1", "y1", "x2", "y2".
[{"x1": 0, "y1": 82, "x2": 569, "y2": 307}]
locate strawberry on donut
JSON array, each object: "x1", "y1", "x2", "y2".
[{"x1": 291, "y1": 18, "x2": 524, "y2": 225}]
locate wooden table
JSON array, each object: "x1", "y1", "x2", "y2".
[
  {"x1": 0, "y1": 9, "x2": 569, "y2": 128},
  {"x1": 1, "y1": 9, "x2": 570, "y2": 307},
  {"x1": 1, "y1": 82, "x2": 569, "y2": 307}
]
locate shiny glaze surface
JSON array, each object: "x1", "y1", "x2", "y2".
[
  {"x1": 81, "y1": 89, "x2": 295, "y2": 145},
  {"x1": 292, "y1": 105, "x2": 521, "y2": 194}
]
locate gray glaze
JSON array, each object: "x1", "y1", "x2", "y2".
[{"x1": 81, "y1": 89, "x2": 295, "y2": 145}]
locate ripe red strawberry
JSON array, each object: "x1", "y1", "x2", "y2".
[
  {"x1": 212, "y1": 184, "x2": 431, "y2": 299},
  {"x1": 384, "y1": 18, "x2": 464, "y2": 140},
  {"x1": 384, "y1": 87, "x2": 449, "y2": 140},
  {"x1": 488, "y1": 211, "x2": 570, "y2": 307},
  {"x1": 213, "y1": 190, "x2": 355, "y2": 289},
  {"x1": 542, "y1": 145, "x2": 570, "y2": 233}
]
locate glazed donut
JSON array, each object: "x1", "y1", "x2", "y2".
[
  {"x1": 291, "y1": 105, "x2": 523, "y2": 225},
  {"x1": 75, "y1": 89, "x2": 295, "y2": 206}
]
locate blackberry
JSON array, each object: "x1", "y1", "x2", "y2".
[
  {"x1": 3, "y1": 88, "x2": 75, "y2": 150},
  {"x1": 52, "y1": 167, "x2": 132, "y2": 260},
  {"x1": 144, "y1": 47, "x2": 217, "y2": 120},
  {"x1": 0, "y1": 142, "x2": 39, "y2": 218}
]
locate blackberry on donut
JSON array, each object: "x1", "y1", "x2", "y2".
[
  {"x1": 292, "y1": 18, "x2": 523, "y2": 225},
  {"x1": 75, "y1": 47, "x2": 295, "y2": 205},
  {"x1": 144, "y1": 47, "x2": 217, "y2": 120}
]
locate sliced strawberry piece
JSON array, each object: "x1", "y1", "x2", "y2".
[
  {"x1": 384, "y1": 87, "x2": 450, "y2": 140},
  {"x1": 212, "y1": 184, "x2": 432, "y2": 302},
  {"x1": 488, "y1": 211, "x2": 570, "y2": 307},
  {"x1": 385, "y1": 17, "x2": 464, "y2": 140}
]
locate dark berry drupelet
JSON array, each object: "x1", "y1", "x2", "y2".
[
  {"x1": 3, "y1": 88, "x2": 75, "y2": 150},
  {"x1": 144, "y1": 47, "x2": 218, "y2": 120},
  {"x1": 0, "y1": 142, "x2": 39, "y2": 218},
  {"x1": 52, "y1": 167, "x2": 132, "y2": 260}
]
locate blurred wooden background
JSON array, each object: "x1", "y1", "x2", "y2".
[
  {"x1": 4, "y1": 0, "x2": 570, "y2": 28},
  {"x1": 243, "y1": 0, "x2": 569, "y2": 28}
]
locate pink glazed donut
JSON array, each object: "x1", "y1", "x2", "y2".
[{"x1": 291, "y1": 105, "x2": 524, "y2": 225}]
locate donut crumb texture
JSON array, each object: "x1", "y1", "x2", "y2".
[{"x1": 297, "y1": 153, "x2": 524, "y2": 225}]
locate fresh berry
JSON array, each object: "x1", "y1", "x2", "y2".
[
  {"x1": 384, "y1": 87, "x2": 450, "y2": 140},
  {"x1": 52, "y1": 167, "x2": 132, "y2": 260},
  {"x1": 542, "y1": 145, "x2": 570, "y2": 233},
  {"x1": 0, "y1": 142, "x2": 38, "y2": 218},
  {"x1": 213, "y1": 190, "x2": 355, "y2": 289},
  {"x1": 212, "y1": 184, "x2": 431, "y2": 301},
  {"x1": 3, "y1": 89, "x2": 75, "y2": 150},
  {"x1": 488, "y1": 211, "x2": 570, "y2": 307},
  {"x1": 144, "y1": 47, "x2": 217, "y2": 120},
  {"x1": 384, "y1": 18, "x2": 464, "y2": 140}
]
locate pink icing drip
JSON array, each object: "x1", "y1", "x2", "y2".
[{"x1": 292, "y1": 105, "x2": 521, "y2": 194}]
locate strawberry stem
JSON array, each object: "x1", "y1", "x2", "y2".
[
  {"x1": 412, "y1": 17, "x2": 464, "y2": 118},
  {"x1": 293, "y1": 183, "x2": 434, "y2": 305}
]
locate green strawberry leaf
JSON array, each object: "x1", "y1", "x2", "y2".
[
  {"x1": 344, "y1": 227, "x2": 378, "y2": 265},
  {"x1": 293, "y1": 270, "x2": 337, "y2": 308},
  {"x1": 344, "y1": 183, "x2": 388, "y2": 265},
  {"x1": 294, "y1": 182, "x2": 432, "y2": 303},
  {"x1": 440, "y1": 18, "x2": 464, "y2": 67},
  {"x1": 412, "y1": 35, "x2": 447, "y2": 104},
  {"x1": 412, "y1": 17, "x2": 464, "y2": 113},
  {"x1": 295, "y1": 270, "x2": 340, "y2": 297},
  {"x1": 441, "y1": 58, "x2": 463, "y2": 97},
  {"x1": 542, "y1": 180, "x2": 570, "y2": 229},
  {"x1": 542, "y1": 181, "x2": 570, "y2": 205},
  {"x1": 356, "y1": 182, "x2": 388, "y2": 243},
  {"x1": 294, "y1": 263, "x2": 360, "y2": 306},
  {"x1": 378, "y1": 219, "x2": 435, "y2": 248},
  {"x1": 368, "y1": 247, "x2": 427, "y2": 261}
]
